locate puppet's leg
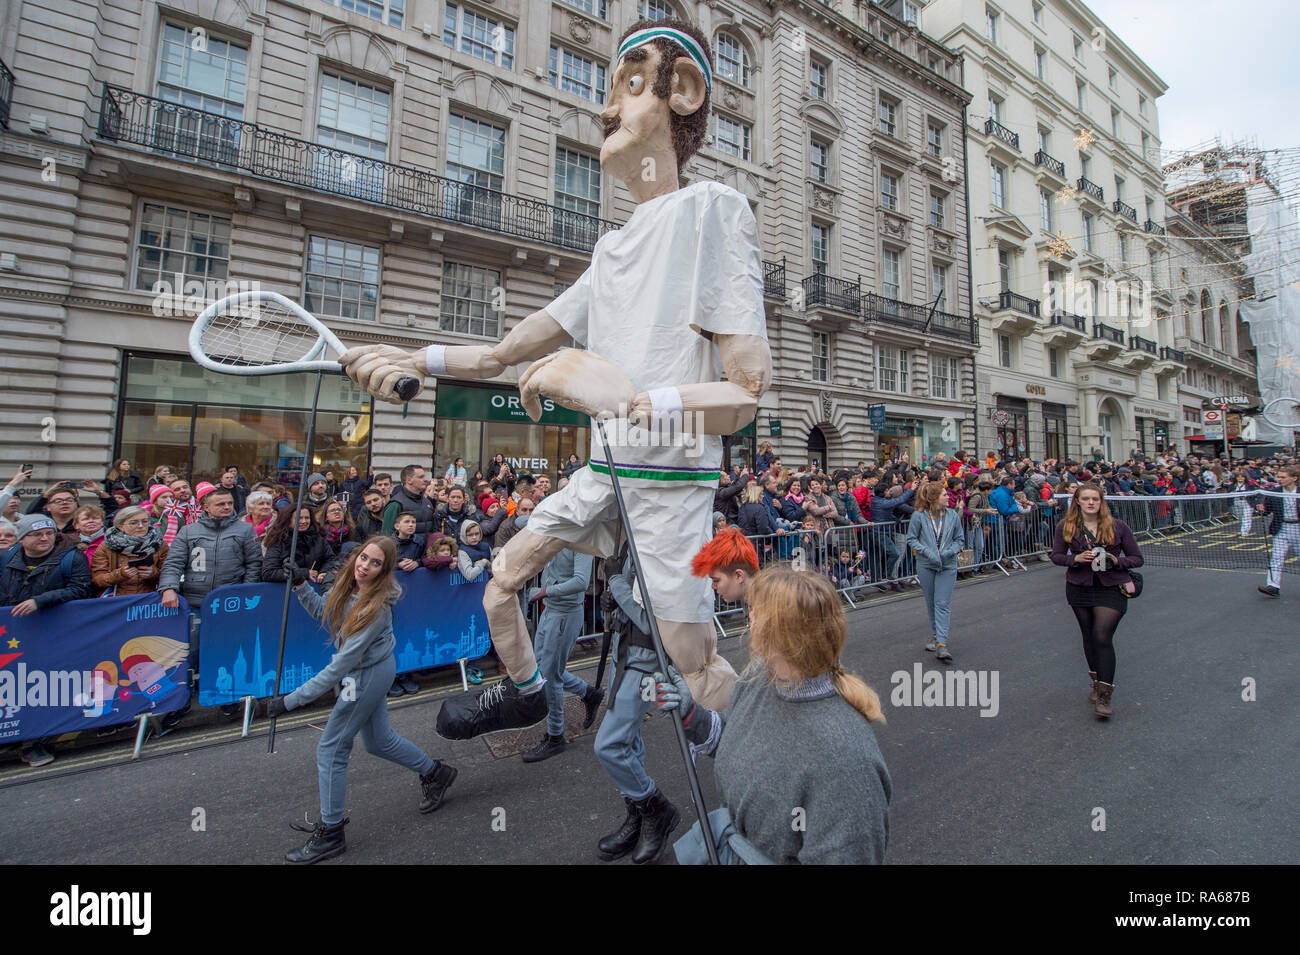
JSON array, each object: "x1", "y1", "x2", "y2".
[
  {"x1": 483, "y1": 529, "x2": 567, "y2": 681},
  {"x1": 656, "y1": 619, "x2": 736, "y2": 712}
]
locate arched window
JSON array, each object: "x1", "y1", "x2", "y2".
[
  {"x1": 1218, "y1": 302, "x2": 1231, "y2": 353},
  {"x1": 1199, "y1": 289, "x2": 1214, "y2": 346},
  {"x1": 638, "y1": 0, "x2": 676, "y2": 21},
  {"x1": 715, "y1": 32, "x2": 750, "y2": 87}
]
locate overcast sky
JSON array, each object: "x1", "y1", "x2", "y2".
[{"x1": 1082, "y1": 0, "x2": 1300, "y2": 157}]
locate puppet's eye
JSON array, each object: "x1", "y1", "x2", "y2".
[{"x1": 628, "y1": 74, "x2": 644, "y2": 94}]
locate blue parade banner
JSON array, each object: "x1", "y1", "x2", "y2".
[
  {"x1": 0, "y1": 593, "x2": 191, "y2": 744},
  {"x1": 197, "y1": 568, "x2": 491, "y2": 706}
]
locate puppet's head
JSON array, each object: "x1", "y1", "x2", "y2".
[{"x1": 602, "y1": 19, "x2": 712, "y2": 188}]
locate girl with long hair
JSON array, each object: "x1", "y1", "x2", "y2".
[
  {"x1": 905, "y1": 480, "x2": 965, "y2": 663},
  {"x1": 267, "y1": 536, "x2": 458, "y2": 863},
  {"x1": 654, "y1": 565, "x2": 891, "y2": 864},
  {"x1": 317, "y1": 498, "x2": 355, "y2": 556},
  {"x1": 261, "y1": 505, "x2": 333, "y2": 585},
  {"x1": 1049, "y1": 483, "x2": 1144, "y2": 719}
]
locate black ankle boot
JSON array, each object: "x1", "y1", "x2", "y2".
[
  {"x1": 419, "y1": 760, "x2": 458, "y2": 813},
  {"x1": 597, "y1": 797, "x2": 642, "y2": 862},
  {"x1": 521, "y1": 733, "x2": 566, "y2": 763},
  {"x1": 630, "y1": 788, "x2": 680, "y2": 865},
  {"x1": 285, "y1": 819, "x2": 346, "y2": 864},
  {"x1": 581, "y1": 685, "x2": 606, "y2": 730}
]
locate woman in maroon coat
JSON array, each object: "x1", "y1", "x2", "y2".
[{"x1": 1050, "y1": 483, "x2": 1143, "y2": 720}]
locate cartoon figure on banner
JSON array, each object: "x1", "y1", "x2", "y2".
[
  {"x1": 338, "y1": 16, "x2": 772, "y2": 739},
  {"x1": 73, "y1": 660, "x2": 122, "y2": 719},
  {"x1": 117, "y1": 636, "x2": 189, "y2": 708}
]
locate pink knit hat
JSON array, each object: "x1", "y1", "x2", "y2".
[
  {"x1": 194, "y1": 481, "x2": 217, "y2": 503},
  {"x1": 148, "y1": 485, "x2": 173, "y2": 507}
]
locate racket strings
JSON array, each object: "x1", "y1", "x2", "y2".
[{"x1": 200, "y1": 300, "x2": 324, "y2": 368}]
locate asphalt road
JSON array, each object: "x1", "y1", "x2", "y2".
[{"x1": 2, "y1": 562, "x2": 1295, "y2": 865}]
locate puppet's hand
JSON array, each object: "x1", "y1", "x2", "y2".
[
  {"x1": 339, "y1": 345, "x2": 425, "y2": 403},
  {"x1": 518, "y1": 349, "x2": 636, "y2": 421}
]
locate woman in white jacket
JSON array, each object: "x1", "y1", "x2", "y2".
[{"x1": 905, "y1": 480, "x2": 966, "y2": 663}]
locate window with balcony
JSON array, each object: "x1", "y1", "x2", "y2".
[
  {"x1": 638, "y1": 0, "x2": 676, "y2": 20},
  {"x1": 987, "y1": 91, "x2": 1003, "y2": 125},
  {"x1": 554, "y1": 146, "x2": 601, "y2": 245},
  {"x1": 927, "y1": 120, "x2": 944, "y2": 158},
  {"x1": 446, "y1": 112, "x2": 506, "y2": 226},
  {"x1": 153, "y1": 23, "x2": 248, "y2": 162},
  {"x1": 715, "y1": 33, "x2": 750, "y2": 87},
  {"x1": 882, "y1": 248, "x2": 901, "y2": 299},
  {"x1": 338, "y1": 0, "x2": 404, "y2": 27},
  {"x1": 930, "y1": 190, "x2": 945, "y2": 228},
  {"x1": 881, "y1": 171, "x2": 900, "y2": 211},
  {"x1": 317, "y1": 72, "x2": 390, "y2": 198},
  {"x1": 1034, "y1": 46, "x2": 1046, "y2": 80},
  {"x1": 713, "y1": 114, "x2": 751, "y2": 161},
  {"x1": 1115, "y1": 175, "x2": 1125, "y2": 202},
  {"x1": 985, "y1": 6, "x2": 999, "y2": 44},
  {"x1": 305, "y1": 236, "x2": 380, "y2": 322},
  {"x1": 134, "y1": 202, "x2": 230, "y2": 291},
  {"x1": 998, "y1": 248, "x2": 1011, "y2": 292},
  {"x1": 1038, "y1": 126, "x2": 1051, "y2": 154},
  {"x1": 990, "y1": 160, "x2": 1007, "y2": 208},
  {"x1": 878, "y1": 96, "x2": 898, "y2": 137},
  {"x1": 930, "y1": 354, "x2": 959, "y2": 398},
  {"x1": 549, "y1": 45, "x2": 606, "y2": 104},
  {"x1": 444, "y1": 4, "x2": 515, "y2": 68},
  {"x1": 811, "y1": 223, "x2": 829, "y2": 273},
  {"x1": 932, "y1": 261, "x2": 949, "y2": 305},
  {"x1": 1049, "y1": 346, "x2": 1060, "y2": 377},
  {"x1": 809, "y1": 57, "x2": 828, "y2": 100},
  {"x1": 810, "y1": 139, "x2": 829, "y2": 183},
  {"x1": 441, "y1": 262, "x2": 503, "y2": 338},
  {"x1": 812, "y1": 331, "x2": 830, "y2": 382},
  {"x1": 1040, "y1": 188, "x2": 1053, "y2": 232},
  {"x1": 1145, "y1": 196, "x2": 1154, "y2": 222},
  {"x1": 877, "y1": 345, "x2": 910, "y2": 393},
  {"x1": 998, "y1": 333, "x2": 1013, "y2": 368}
]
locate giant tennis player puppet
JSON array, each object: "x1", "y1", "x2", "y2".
[{"x1": 341, "y1": 18, "x2": 771, "y2": 738}]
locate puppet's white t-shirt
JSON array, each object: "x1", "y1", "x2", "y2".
[{"x1": 545, "y1": 181, "x2": 767, "y2": 489}]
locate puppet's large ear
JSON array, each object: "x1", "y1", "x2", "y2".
[{"x1": 669, "y1": 56, "x2": 708, "y2": 116}]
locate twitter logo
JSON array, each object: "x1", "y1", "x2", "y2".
[{"x1": 244, "y1": 596, "x2": 261, "y2": 610}]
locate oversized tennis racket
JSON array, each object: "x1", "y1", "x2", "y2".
[{"x1": 189, "y1": 290, "x2": 421, "y2": 401}]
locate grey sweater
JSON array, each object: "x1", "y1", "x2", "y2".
[
  {"x1": 284, "y1": 584, "x2": 398, "y2": 710},
  {"x1": 712, "y1": 668, "x2": 892, "y2": 864},
  {"x1": 530, "y1": 548, "x2": 593, "y2": 613}
]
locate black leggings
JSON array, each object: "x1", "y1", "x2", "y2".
[{"x1": 1071, "y1": 606, "x2": 1123, "y2": 685}]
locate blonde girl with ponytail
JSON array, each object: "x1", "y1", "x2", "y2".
[{"x1": 653, "y1": 564, "x2": 892, "y2": 864}]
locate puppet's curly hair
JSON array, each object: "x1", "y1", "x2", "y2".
[
  {"x1": 691, "y1": 526, "x2": 759, "y2": 578},
  {"x1": 615, "y1": 18, "x2": 713, "y2": 171}
]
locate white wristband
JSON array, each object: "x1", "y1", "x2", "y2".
[
  {"x1": 647, "y1": 386, "x2": 683, "y2": 421},
  {"x1": 424, "y1": 344, "x2": 447, "y2": 377}
]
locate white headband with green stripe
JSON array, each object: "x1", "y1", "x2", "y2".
[{"x1": 617, "y1": 27, "x2": 712, "y2": 92}]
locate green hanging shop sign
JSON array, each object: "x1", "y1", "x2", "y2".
[{"x1": 435, "y1": 382, "x2": 589, "y2": 426}]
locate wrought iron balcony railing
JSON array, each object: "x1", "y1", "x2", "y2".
[
  {"x1": 764, "y1": 258, "x2": 786, "y2": 299},
  {"x1": 1113, "y1": 199, "x2": 1138, "y2": 222},
  {"x1": 1143, "y1": 220, "x2": 1166, "y2": 236},
  {"x1": 1034, "y1": 150, "x2": 1065, "y2": 177},
  {"x1": 996, "y1": 289, "x2": 1041, "y2": 317},
  {"x1": 984, "y1": 118, "x2": 1020, "y2": 151},
  {"x1": 1049, "y1": 309, "x2": 1087, "y2": 332},
  {"x1": 1129, "y1": 335, "x2": 1157, "y2": 355},
  {"x1": 1159, "y1": 346, "x2": 1186, "y2": 364},
  {"x1": 802, "y1": 271, "x2": 861, "y2": 315},
  {"x1": 0, "y1": 58, "x2": 13, "y2": 130},
  {"x1": 863, "y1": 293, "x2": 978, "y2": 344},
  {"x1": 1077, "y1": 177, "x2": 1104, "y2": 202},
  {"x1": 1093, "y1": 322, "x2": 1125, "y2": 344},
  {"x1": 96, "y1": 84, "x2": 619, "y2": 253}
]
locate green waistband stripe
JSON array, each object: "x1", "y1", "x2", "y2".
[{"x1": 590, "y1": 462, "x2": 719, "y2": 483}]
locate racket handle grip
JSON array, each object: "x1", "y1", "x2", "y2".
[{"x1": 395, "y1": 377, "x2": 420, "y2": 402}]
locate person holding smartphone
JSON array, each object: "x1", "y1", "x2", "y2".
[
  {"x1": 1050, "y1": 483, "x2": 1143, "y2": 720},
  {"x1": 91, "y1": 506, "x2": 169, "y2": 596}
]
